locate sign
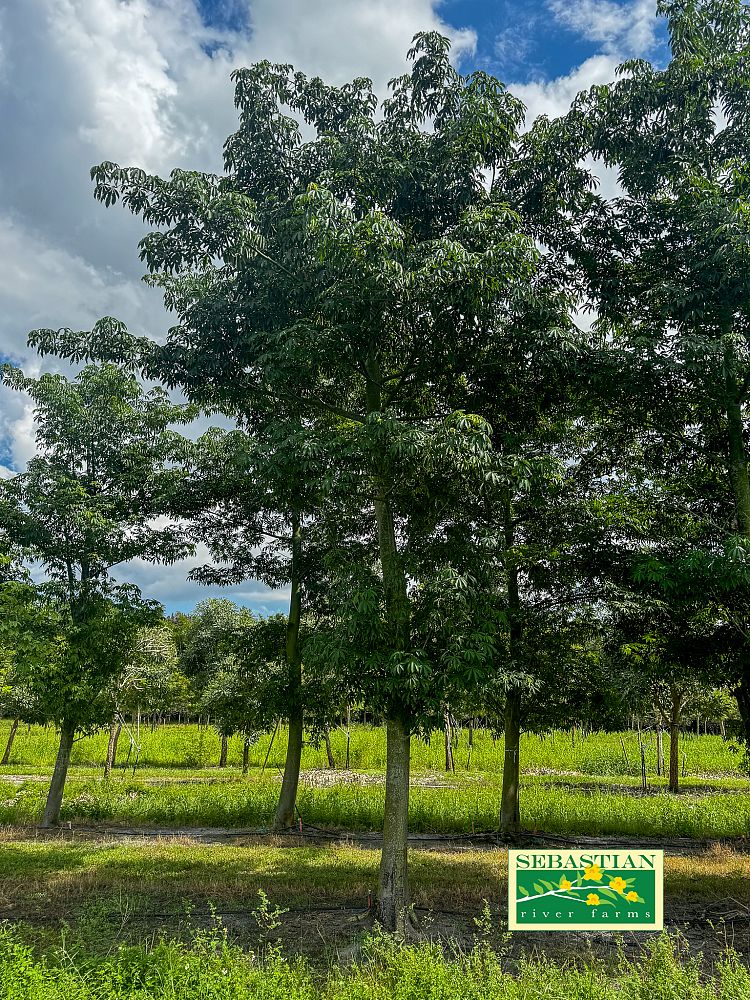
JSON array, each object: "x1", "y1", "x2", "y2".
[{"x1": 508, "y1": 848, "x2": 664, "y2": 931}]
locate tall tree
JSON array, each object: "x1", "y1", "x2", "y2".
[
  {"x1": 556, "y1": 0, "x2": 750, "y2": 738},
  {"x1": 0, "y1": 364, "x2": 191, "y2": 825},
  {"x1": 30, "y1": 35, "x2": 572, "y2": 928}
]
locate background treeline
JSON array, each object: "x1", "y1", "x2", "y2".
[{"x1": 2, "y1": 0, "x2": 750, "y2": 931}]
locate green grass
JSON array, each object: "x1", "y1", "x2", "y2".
[
  {"x1": 0, "y1": 925, "x2": 747, "y2": 999},
  {"x1": 0, "y1": 721, "x2": 744, "y2": 777},
  {"x1": 0, "y1": 838, "x2": 745, "y2": 908},
  {"x1": 3, "y1": 775, "x2": 750, "y2": 838}
]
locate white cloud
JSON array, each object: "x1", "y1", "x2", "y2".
[
  {"x1": 547, "y1": 0, "x2": 658, "y2": 55},
  {"x1": 0, "y1": 0, "x2": 474, "y2": 611},
  {"x1": 511, "y1": 53, "x2": 620, "y2": 124}
]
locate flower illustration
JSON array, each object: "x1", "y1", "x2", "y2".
[
  {"x1": 583, "y1": 863, "x2": 603, "y2": 881},
  {"x1": 559, "y1": 877, "x2": 573, "y2": 891},
  {"x1": 586, "y1": 893, "x2": 600, "y2": 906},
  {"x1": 626, "y1": 891, "x2": 639, "y2": 902},
  {"x1": 609, "y1": 877, "x2": 627, "y2": 893}
]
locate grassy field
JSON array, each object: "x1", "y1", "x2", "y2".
[
  {"x1": 0, "y1": 722, "x2": 749, "y2": 838},
  {"x1": 1, "y1": 837, "x2": 746, "y2": 911},
  {"x1": 2, "y1": 773, "x2": 750, "y2": 837},
  {"x1": 0, "y1": 721, "x2": 744, "y2": 777},
  {"x1": 1, "y1": 838, "x2": 749, "y2": 995},
  {"x1": 2, "y1": 927, "x2": 747, "y2": 1000},
  {"x1": 2, "y1": 723, "x2": 750, "y2": 985}
]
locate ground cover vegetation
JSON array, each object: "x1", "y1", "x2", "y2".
[{"x1": 3, "y1": 0, "x2": 750, "y2": 985}]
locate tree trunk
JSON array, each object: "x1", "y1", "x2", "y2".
[
  {"x1": 500, "y1": 688, "x2": 522, "y2": 836},
  {"x1": 500, "y1": 503, "x2": 523, "y2": 837},
  {"x1": 368, "y1": 363, "x2": 413, "y2": 931},
  {"x1": 734, "y1": 668, "x2": 750, "y2": 748},
  {"x1": 103, "y1": 720, "x2": 121, "y2": 779},
  {"x1": 724, "y1": 342, "x2": 750, "y2": 743},
  {"x1": 324, "y1": 730, "x2": 335, "y2": 769},
  {"x1": 1, "y1": 719, "x2": 19, "y2": 766},
  {"x1": 669, "y1": 687, "x2": 683, "y2": 793},
  {"x1": 242, "y1": 739, "x2": 250, "y2": 776},
  {"x1": 345, "y1": 705, "x2": 351, "y2": 770},
  {"x1": 656, "y1": 726, "x2": 663, "y2": 777},
  {"x1": 443, "y1": 710, "x2": 454, "y2": 772},
  {"x1": 274, "y1": 511, "x2": 304, "y2": 831},
  {"x1": 219, "y1": 733, "x2": 228, "y2": 768},
  {"x1": 377, "y1": 717, "x2": 411, "y2": 931},
  {"x1": 41, "y1": 720, "x2": 75, "y2": 828}
]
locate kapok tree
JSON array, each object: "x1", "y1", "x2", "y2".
[
  {"x1": 559, "y1": 0, "x2": 750, "y2": 738},
  {"x1": 29, "y1": 35, "x2": 568, "y2": 929},
  {"x1": 0, "y1": 364, "x2": 192, "y2": 825}
]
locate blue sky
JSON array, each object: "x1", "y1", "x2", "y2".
[
  {"x1": 0, "y1": 0, "x2": 670, "y2": 614},
  {"x1": 194, "y1": 0, "x2": 670, "y2": 83}
]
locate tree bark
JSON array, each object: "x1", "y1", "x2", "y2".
[
  {"x1": 103, "y1": 720, "x2": 121, "y2": 779},
  {"x1": 41, "y1": 720, "x2": 75, "y2": 828},
  {"x1": 500, "y1": 502, "x2": 523, "y2": 837},
  {"x1": 378, "y1": 717, "x2": 411, "y2": 932},
  {"x1": 324, "y1": 730, "x2": 335, "y2": 769},
  {"x1": 1, "y1": 719, "x2": 19, "y2": 766},
  {"x1": 345, "y1": 705, "x2": 351, "y2": 770},
  {"x1": 367, "y1": 363, "x2": 414, "y2": 931},
  {"x1": 656, "y1": 726, "x2": 663, "y2": 778},
  {"x1": 500, "y1": 688, "x2": 522, "y2": 836},
  {"x1": 443, "y1": 710, "x2": 454, "y2": 772},
  {"x1": 219, "y1": 733, "x2": 228, "y2": 768},
  {"x1": 669, "y1": 687, "x2": 683, "y2": 793},
  {"x1": 273, "y1": 511, "x2": 304, "y2": 831},
  {"x1": 723, "y1": 342, "x2": 750, "y2": 742}
]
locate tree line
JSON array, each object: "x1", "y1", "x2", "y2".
[{"x1": 2, "y1": 0, "x2": 750, "y2": 931}]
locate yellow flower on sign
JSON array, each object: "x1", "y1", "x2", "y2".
[
  {"x1": 559, "y1": 877, "x2": 573, "y2": 891},
  {"x1": 626, "y1": 891, "x2": 639, "y2": 902},
  {"x1": 586, "y1": 893, "x2": 600, "y2": 906},
  {"x1": 609, "y1": 877, "x2": 627, "y2": 893},
  {"x1": 583, "y1": 864, "x2": 602, "y2": 881}
]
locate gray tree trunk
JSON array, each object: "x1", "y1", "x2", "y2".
[
  {"x1": 41, "y1": 720, "x2": 75, "y2": 828},
  {"x1": 1, "y1": 719, "x2": 19, "y2": 766},
  {"x1": 656, "y1": 726, "x2": 664, "y2": 777},
  {"x1": 669, "y1": 687, "x2": 683, "y2": 793},
  {"x1": 500, "y1": 689, "x2": 522, "y2": 836},
  {"x1": 274, "y1": 511, "x2": 304, "y2": 831},
  {"x1": 219, "y1": 733, "x2": 228, "y2": 768},
  {"x1": 345, "y1": 705, "x2": 351, "y2": 770},
  {"x1": 324, "y1": 730, "x2": 335, "y2": 769},
  {"x1": 103, "y1": 720, "x2": 121, "y2": 779},
  {"x1": 443, "y1": 710, "x2": 454, "y2": 772},
  {"x1": 368, "y1": 361, "x2": 413, "y2": 931},
  {"x1": 500, "y1": 503, "x2": 523, "y2": 837},
  {"x1": 377, "y1": 717, "x2": 411, "y2": 932},
  {"x1": 723, "y1": 341, "x2": 750, "y2": 743},
  {"x1": 242, "y1": 739, "x2": 250, "y2": 775}
]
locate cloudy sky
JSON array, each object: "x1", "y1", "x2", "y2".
[{"x1": 0, "y1": 0, "x2": 669, "y2": 614}]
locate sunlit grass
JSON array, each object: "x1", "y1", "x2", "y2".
[
  {"x1": 2, "y1": 774, "x2": 750, "y2": 838},
  {"x1": 0, "y1": 721, "x2": 744, "y2": 778},
  {"x1": 0, "y1": 918, "x2": 747, "y2": 999}
]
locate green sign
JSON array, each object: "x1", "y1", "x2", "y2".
[{"x1": 508, "y1": 848, "x2": 664, "y2": 931}]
